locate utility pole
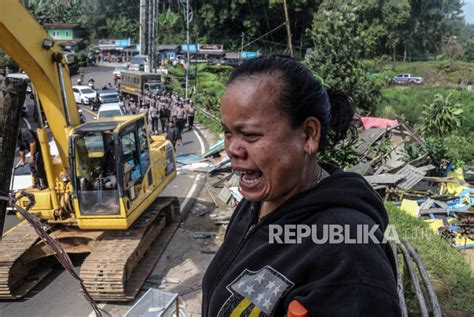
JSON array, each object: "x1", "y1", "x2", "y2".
[
  {"x1": 153, "y1": 0, "x2": 158, "y2": 71},
  {"x1": 139, "y1": 0, "x2": 146, "y2": 55},
  {"x1": 185, "y1": 0, "x2": 190, "y2": 99},
  {"x1": 283, "y1": 0, "x2": 293, "y2": 57},
  {"x1": 148, "y1": 0, "x2": 153, "y2": 72}
]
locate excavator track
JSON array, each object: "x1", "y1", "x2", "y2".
[
  {"x1": 80, "y1": 196, "x2": 180, "y2": 301},
  {"x1": 0, "y1": 197, "x2": 180, "y2": 301},
  {"x1": 0, "y1": 221, "x2": 53, "y2": 299}
]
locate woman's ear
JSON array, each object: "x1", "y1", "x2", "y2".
[{"x1": 303, "y1": 117, "x2": 322, "y2": 153}]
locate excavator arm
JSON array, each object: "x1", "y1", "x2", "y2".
[{"x1": 0, "y1": 0, "x2": 81, "y2": 170}]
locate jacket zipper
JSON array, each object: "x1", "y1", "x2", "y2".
[{"x1": 206, "y1": 204, "x2": 260, "y2": 316}]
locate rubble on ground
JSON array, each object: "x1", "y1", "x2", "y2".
[
  {"x1": 351, "y1": 116, "x2": 474, "y2": 249},
  {"x1": 177, "y1": 118, "x2": 474, "y2": 249}
]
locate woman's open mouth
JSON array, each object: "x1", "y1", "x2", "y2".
[{"x1": 236, "y1": 170, "x2": 263, "y2": 189}]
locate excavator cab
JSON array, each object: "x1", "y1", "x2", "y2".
[
  {"x1": 71, "y1": 124, "x2": 121, "y2": 216},
  {"x1": 69, "y1": 116, "x2": 168, "y2": 230}
]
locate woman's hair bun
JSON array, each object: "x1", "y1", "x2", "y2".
[{"x1": 326, "y1": 87, "x2": 355, "y2": 145}]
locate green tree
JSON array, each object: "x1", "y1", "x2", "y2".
[
  {"x1": 24, "y1": 0, "x2": 87, "y2": 25},
  {"x1": 305, "y1": 1, "x2": 382, "y2": 112},
  {"x1": 407, "y1": 0, "x2": 464, "y2": 58},
  {"x1": 421, "y1": 93, "x2": 463, "y2": 138},
  {"x1": 382, "y1": 0, "x2": 411, "y2": 61},
  {"x1": 157, "y1": 10, "x2": 185, "y2": 44},
  {"x1": 104, "y1": 15, "x2": 139, "y2": 43},
  {"x1": 195, "y1": 0, "x2": 321, "y2": 54}
]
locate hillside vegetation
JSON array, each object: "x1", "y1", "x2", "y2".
[
  {"x1": 380, "y1": 60, "x2": 474, "y2": 86},
  {"x1": 369, "y1": 61, "x2": 474, "y2": 165}
]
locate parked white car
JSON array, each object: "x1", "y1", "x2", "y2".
[
  {"x1": 72, "y1": 85, "x2": 96, "y2": 105},
  {"x1": 392, "y1": 73, "x2": 424, "y2": 85},
  {"x1": 96, "y1": 103, "x2": 124, "y2": 119}
]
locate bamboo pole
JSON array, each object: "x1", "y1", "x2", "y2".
[
  {"x1": 402, "y1": 240, "x2": 442, "y2": 317},
  {"x1": 389, "y1": 240, "x2": 408, "y2": 317},
  {"x1": 399, "y1": 241, "x2": 429, "y2": 317}
]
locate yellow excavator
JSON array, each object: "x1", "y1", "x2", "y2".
[{"x1": 0, "y1": 0, "x2": 179, "y2": 301}]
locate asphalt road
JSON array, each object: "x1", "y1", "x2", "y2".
[{"x1": 0, "y1": 65, "x2": 207, "y2": 317}]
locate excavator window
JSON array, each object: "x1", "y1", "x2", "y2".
[
  {"x1": 138, "y1": 121, "x2": 150, "y2": 182},
  {"x1": 73, "y1": 131, "x2": 120, "y2": 215},
  {"x1": 121, "y1": 129, "x2": 142, "y2": 201},
  {"x1": 120, "y1": 118, "x2": 151, "y2": 202}
]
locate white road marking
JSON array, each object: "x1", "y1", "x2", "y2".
[
  {"x1": 193, "y1": 128, "x2": 206, "y2": 155},
  {"x1": 180, "y1": 174, "x2": 204, "y2": 213}
]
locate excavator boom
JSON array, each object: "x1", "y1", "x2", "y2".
[{"x1": 0, "y1": 0, "x2": 80, "y2": 170}]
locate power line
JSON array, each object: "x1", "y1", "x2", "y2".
[{"x1": 242, "y1": 22, "x2": 287, "y2": 49}]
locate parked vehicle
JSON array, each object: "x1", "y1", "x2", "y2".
[
  {"x1": 120, "y1": 70, "x2": 165, "y2": 97},
  {"x1": 98, "y1": 90, "x2": 120, "y2": 104},
  {"x1": 392, "y1": 73, "x2": 424, "y2": 85},
  {"x1": 128, "y1": 55, "x2": 148, "y2": 71},
  {"x1": 96, "y1": 103, "x2": 124, "y2": 119},
  {"x1": 72, "y1": 85, "x2": 96, "y2": 105}
]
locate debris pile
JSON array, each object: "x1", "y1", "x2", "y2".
[
  {"x1": 350, "y1": 116, "x2": 474, "y2": 249},
  {"x1": 178, "y1": 118, "x2": 473, "y2": 248}
]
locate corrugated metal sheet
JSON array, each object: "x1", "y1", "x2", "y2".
[
  {"x1": 365, "y1": 174, "x2": 404, "y2": 186},
  {"x1": 395, "y1": 164, "x2": 426, "y2": 190},
  {"x1": 355, "y1": 128, "x2": 386, "y2": 155}
]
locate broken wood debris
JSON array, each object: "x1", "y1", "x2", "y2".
[{"x1": 343, "y1": 118, "x2": 474, "y2": 248}]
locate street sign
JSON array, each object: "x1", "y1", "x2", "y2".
[
  {"x1": 198, "y1": 44, "x2": 224, "y2": 53},
  {"x1": 241, "y1": 51, "x2": 258, "y2": 59},
  {"x1": 98, "y1": 39, "x2": 131, "y2": 47},
  {"x1": 180, "y1": 44, "x2": 197, "y2": 53}
]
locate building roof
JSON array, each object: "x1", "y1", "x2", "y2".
[
  {"x1": 55, "y1": 39, "x2": 83, "y2": 46},
  {"x1": 43, "y1": 23, "x2": 81, "y2": 30},
  {"x1": 157, "y1": 44, "x2": 179, "y2": 50}
]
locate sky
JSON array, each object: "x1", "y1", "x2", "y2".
[{"x1": 464, "y1": 0, "x2": 474, "y2": 24}]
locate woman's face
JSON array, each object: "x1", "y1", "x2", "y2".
[{"x1": 221, "y1": 76, "x2": 312, "y2": 206}]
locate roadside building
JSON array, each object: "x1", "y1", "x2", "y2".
[
  {"x1": 177, "y1": 44, "x2": 225, "y2": 64},
  {"x1": 197, "y1": 44, "x2": 225, "y2": 62},
  {"x1": 95, "y1": 39, "x2": 138, "y2": 63},
  {"x1": 43, "y1": 23, "x2": 85, "y2": 51},
  {"x1": 157, "y1": 44, "x2": 179, "y2": 65}
]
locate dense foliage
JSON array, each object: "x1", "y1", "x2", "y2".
[
  {"x1": 16, "y1": 0, "x2": 471, "y2": 61},
  {"x1": 305, "y1": 3, "x2": 383, "y2": 113}
]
